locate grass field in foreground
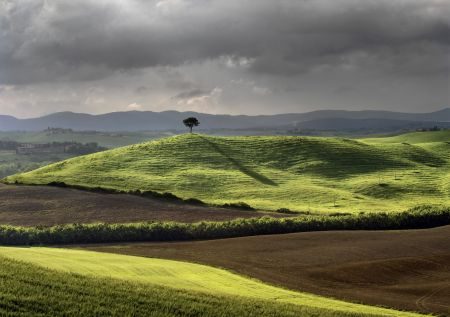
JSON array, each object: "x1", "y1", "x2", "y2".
[
  {"x1": 83, "y1": 226, "x2": 449, "y2": 316},
  {"x1": 5, "y1": 131, "x2": 450, "y2": 213},
  {"x1": 0, "y1": 257, "x2": 350, "y2": 317},
  {"x1": 0, "y1": 247, "x2": 425, "y2": 317}
]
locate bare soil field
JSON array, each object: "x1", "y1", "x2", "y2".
[
  {"x1": 0, "y1": 184, "x2": 275, "y2": 226},
  {"x1": 84, "y1": 226, "x2": 450, "y2": 316}
]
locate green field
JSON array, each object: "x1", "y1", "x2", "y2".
[
  {"x1": 0, "y1": 150, "x2": 73, "y2": 178},
  {"x1": 0, "y1": 130, "x2": 169, "y2": 148},
  {"x1": 362, "y1": 130, "x2": 450, "y2": 144},
  {"x1": 0, "y1": 130, "x2": 170, "y2": 177},
  {"x1": 0, "y1": 256, "x2": 356, "y2": 317},
  {"x1": 0, "y1": 130, "x2": 172, "y2": 178},
  {"x1": 5, "y1": 131, "x2": 450, "y2": 213},
  {"x1": 0, "y1": 247, "x2": 425, "y2": 316}
]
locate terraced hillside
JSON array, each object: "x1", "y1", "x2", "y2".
[
  {"x1": 0, "y1": 247, "x2": 425, "y2": 317},
  {"x1": 5, "y1": 131, "x2": 450, "y2": 213}
]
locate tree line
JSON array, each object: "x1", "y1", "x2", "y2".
[{"x1": 0, "y1": 205, "x2": 448, "y2": 245}]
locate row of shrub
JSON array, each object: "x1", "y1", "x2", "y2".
[
  {"x1": 44, "y1": 182, "x2": 254, "y2": 210},
  {"x1": 0, "y1": 205, "x2": 448, "y2": 245}
]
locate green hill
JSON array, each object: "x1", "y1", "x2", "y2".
[
  {"x1": 362, "y1": 130, "x2": 450, "y2": 144},
  {"x1": 0, "y1": 247, "x2": 425, "y2": 317},
  {"x1": 0, "y1": 257, "x2": 362, "y2": 317},
  {"x1": 5, "y1": 132, "x2": 450, "y2": 213}
]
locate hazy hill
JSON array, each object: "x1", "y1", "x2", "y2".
[
  {"x1": 7, "y1": 131, "x2": 450, "y2": 213},
  {"x1": 0, "y1": 108, "x2": 448, "y2": 131}
]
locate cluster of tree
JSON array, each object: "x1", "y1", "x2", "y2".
[
  {"x1": 0, "y1": 205, "x2": 447, "y2": 245},
  {"x1": 64, "y1": 142, "x2": 107, "y2": 155},
  {"x1": 416, "y1": 126, "x2": 445, "y2": 132},
  {"x1": 0, "y1": 140, "x2": 106, "y2": 154},
  {"x1": 0, "y1": 140, "x2": 20, "y2": 150},
  {"x1": 45, "y1": 127, "x2": 74, "y2": 134}
]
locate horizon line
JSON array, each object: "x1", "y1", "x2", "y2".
[{"x1": 2, "y1": 107, "x2": 449, "y2": 120}]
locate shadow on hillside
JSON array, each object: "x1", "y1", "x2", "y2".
[{"x1": 199, "y1": 136, "x2": 278, "y2": 186}]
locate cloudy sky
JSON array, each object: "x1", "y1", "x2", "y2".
[{"x1": 0, "y1": 0, "x2": 448, "y2": 118}]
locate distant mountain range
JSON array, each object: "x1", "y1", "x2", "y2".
[{"x1": 0, "y1": 108, "x2": 449, "y2": 132}]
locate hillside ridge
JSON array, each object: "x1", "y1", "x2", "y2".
[{"x1": 5, "y1": 132, "x2": 449, "y2": 213}]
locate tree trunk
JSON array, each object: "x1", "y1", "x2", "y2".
[{"x1": 190, "y1": 126, "x2": 192, "y2": 133}]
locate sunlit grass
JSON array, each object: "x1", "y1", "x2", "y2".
[
  {"x1": 5, "y1": 131, "x2": 450, "y2": 213},
  {"x1": 0, "y1": 247, "x2": 426, "y2": 317}
]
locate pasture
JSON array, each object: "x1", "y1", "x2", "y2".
[
  {"x1": 0, "y1": 256, "x2": 354, "y2": 317},
  {"x1": 0, "y1": 247, "x2": 426, "y2": 317},
  {"x1": 5, "y1": 131, "x2": 450, "y2": 213}
]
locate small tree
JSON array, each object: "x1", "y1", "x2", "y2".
[{"x1": 183, "y1": 117, "x2": 200, "y2": 133}]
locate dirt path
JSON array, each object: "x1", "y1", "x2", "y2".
[
  {"x1": 84, "y1": 226, "x2": 450, "y2": 316},
  {"x1": 0, "y1": 184, "x2": 277, "y2": 226}
]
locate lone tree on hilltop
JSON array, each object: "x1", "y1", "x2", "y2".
[{"x1": 183, "y1": 117, "x2": 200, "y2": 133}]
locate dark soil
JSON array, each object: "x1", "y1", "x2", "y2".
[
  {"x1": 84, "y1": 226, "x2": 450, "y2": 316},
  {"x1": 0, "y1": 184, "x2": 278, "y2": 226}
]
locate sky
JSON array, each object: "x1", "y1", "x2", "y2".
[{"x1": 0, "y1": 0, "x2": 448, "y2": 118}]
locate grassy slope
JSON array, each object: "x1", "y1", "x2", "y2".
[
  {"x1": 0, "y1": 130, "x2": 166, "y2": 178},
  {"x1": 5, "y1": 131, "x2": 450, "y2": 213},
  {"x1": 362, "y1": 130, "x2": 450, "y2": 144},
  {"x1": 0, "y1": 247, "x2": 425, "y2": 317},
  {"x1": 0, "y1": 257, "x2": 356, "y2": 317}
]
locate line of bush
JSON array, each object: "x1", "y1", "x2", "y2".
[
  {"x1": 0, "y1": 205, "x2": 448, "y2": 246},
  {"x1": 44, "y1": 182, "x2": 255, "y2": 210}
]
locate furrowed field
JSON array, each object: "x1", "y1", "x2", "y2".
[
  {"x1": 5, "y1": 131, "x2": 450, "y2": 213},
  {"x1": 0, "y1": 248, "x2": 426, "y2": 317}
]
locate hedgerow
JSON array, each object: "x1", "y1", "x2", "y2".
[{"x1": 0, "y1": 205, "x2": 448, "y2": 245}]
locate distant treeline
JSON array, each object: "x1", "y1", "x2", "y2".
[
  {"x1": 0, "y1": 205, "x2": 448, "y2": 245},
  {"x1": 0, "y1": 140, "x2": 107, "y2": 155},
  {"x1": 64, "y1": 142, "x2": 107, "y2": 155},
  {"x1": 0, "y1": 140, "x2": 20, "y2": 150}
]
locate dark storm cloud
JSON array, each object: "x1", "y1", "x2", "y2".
[
  {"x1": 172, "y1": 89, "x2": 208, "y2": 100},
  {"x1": 0, "y1": 0, "x2": 448, "y2": 85}
]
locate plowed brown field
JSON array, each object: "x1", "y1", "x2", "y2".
[
  {"x1": 84, "y1": 226, "x2": 450, "y2": 316},
  {"x1": 0, "y1": 184, "x2": 275, "y2": 226}
]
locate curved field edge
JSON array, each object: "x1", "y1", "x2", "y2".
[
  {"x1": 0, "y1": 206, "x2": 448, "y2": 245},
  {"x1": 4, "y1": 133, "x2": 450, "y2": 213},
  {"x1": 0, "y1": 247, "x2": 426, "y2": 317},
  {"x1": 0, "y1": 257, "x2": 357, "y2": 317}
]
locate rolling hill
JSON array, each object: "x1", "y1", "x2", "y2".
[
  {"x1": 0, "y1": 108, "x2": 449, "y2": 131},
  {"x1": 5, "y1": 131, "x2": 450, "y2": 213},
  {"x1": 86, "y1": 225, "x2": 450, "y2": 315},
  {"x1": 0, "y1": 247, "x2": 425, "y2": 317},
  {"x1": 0, "y1": 256, "x2": 363, "y2": 317}
]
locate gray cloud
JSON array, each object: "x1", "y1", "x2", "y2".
[
  {"x1": 0, "y1": 0, "x2": 448, "y2": 116},
  {"x1": 1, "y1": 0, "x2": 448, "y2": 84},
  {"x1": 172, "y1": 89, "x2": 208, "y2": 100}
]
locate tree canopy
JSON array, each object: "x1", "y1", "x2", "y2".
[{"x1": 183, "y1": 117, "x2": 200, "y2": 133}]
